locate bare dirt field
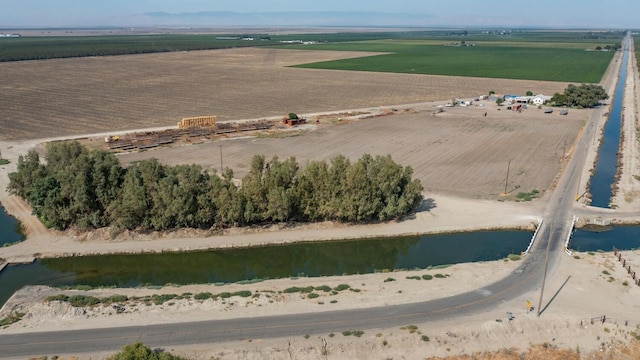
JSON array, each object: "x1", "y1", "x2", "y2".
[
  {"x1": 0, "y1": 47, "x2": 567, "y2": 141},
  {"x1": 116, "y1": 103, "x2": 586, "y2": 200}
]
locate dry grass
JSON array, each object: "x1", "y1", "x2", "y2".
[
  {"x1": 0, "y1": 47, "x2": 566, "y2": 141},
  {"x1": 424, "y1": 338, "x2": 640, "y2": 360}
]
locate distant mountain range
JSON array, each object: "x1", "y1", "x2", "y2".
[{"x1": 134, "y1": 11, "x2": 438, "y2": 27}]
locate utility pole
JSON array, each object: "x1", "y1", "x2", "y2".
[
  {"x1": 504, "y1": 160, "x2": 511, "y2": 195},
  {"x1": 219, "y1": 144, "x2": 223, "y2": 173}
]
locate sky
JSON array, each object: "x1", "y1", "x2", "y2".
[{"x1": 0, "y1": 0, "x2": 637, "y2": 29}]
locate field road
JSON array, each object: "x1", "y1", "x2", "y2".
[{"x1": 0, "y1": 36, "x2": 629, "y2": 359}]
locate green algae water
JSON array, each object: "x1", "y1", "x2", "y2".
[
  {"x1": 0, "y1": 230, "x2": 530, "y2": 306},
  {"x1": 0, "y1": 204, "x2": 23, "y2": 247}
]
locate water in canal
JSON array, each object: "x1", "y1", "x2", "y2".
[
  {"x1": 589, "y1": 40, "x2": 629, "y2": 208},
  {"x1": 0, "y1": 204, "x2": 24, "y2": 246},
  {"x1": 0, "y1": 230, "x2": 531, "y2": 306},
  {"x1": 570, "y1": 226, "x2": 640, "y2": 252}
]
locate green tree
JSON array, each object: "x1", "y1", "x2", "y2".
[
  {"x1": 327, "y1": 155, "x2": 351, "y2": 219},
  {"x1": 296, "y1": 160, "x2": 331, "y2": 220},
  {"x1": 7, "y1": 149, "x2": 46, "y2": 198},
  {"x1": 551, "y1": 83, "x2": 608, "y2": 108},
  {"x1": 91, "y1": 150, "x2": 125, "y2": 219},
  {"x1": 27, "y1": 175, "x2": 63, "y2": 228},
  {"x1": 496, "y1": 98, "x2": 504, "y2": 106},
  {"x1": 8, "y1": 143, "x2": 424, "y2": 230},
  {"x1": 526, "y1": 90, "x2": 533, "y2": 96},
  {"x1": 241, "y1": 155, "x2": 268, "y2": 222},
  {"x1": 109, "y1": 165, "x2": 148, "y2": 230},
  {"x1": 211, "y1": 168, "x2": 244, "y2": 226},
  {"x1": 263, "y1": 156, "x2": 298, "y2": 222},
  {"x1": 107, "y1": 341, "x2": 188, "y2": 360}
]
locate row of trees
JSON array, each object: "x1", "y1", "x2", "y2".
[
  {"x1": 8, "y1": 142, "x2": 424, "y2": 231},
  {"x1": 550, "y1": 83, "x2": 609, "y2": 108}
]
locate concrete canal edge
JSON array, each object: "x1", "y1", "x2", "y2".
[{"x1": 0, "y1": 256, "x2": 36, "y2": 273}]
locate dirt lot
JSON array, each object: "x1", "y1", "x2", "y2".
[
  {"x1": 116, "y1": 103, "x2": 585, "y2": 200},
  {"x1": 0, "y1": 47, "x2": 567, "y2": 141}
]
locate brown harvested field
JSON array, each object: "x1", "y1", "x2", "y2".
[
  {"x1": 0, "y1": 47, "x2": 568, "y2": 141},
  {"x1": 117, "y1": 104, "x2": 586, "y2": 200}
]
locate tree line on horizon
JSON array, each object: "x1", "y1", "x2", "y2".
[{"x1": 7, "y1": 141, "x2": 424, "y2": 231}]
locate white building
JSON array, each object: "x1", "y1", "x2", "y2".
[{"x1": 531, "y1": 94, "x2": 552, "y2": 106}]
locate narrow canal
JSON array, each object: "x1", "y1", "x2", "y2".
[
  {"x1": 0, "y1": 230, "x2": 531, "y2": 306},
  {"x1": 588, "y1": 38, "x2": 629, "y2": 207}
]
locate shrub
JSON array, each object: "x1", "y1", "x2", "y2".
[
  {"x1": 232, "y1": 290, "x2": 252, "y2": 298},
  {"x1": 284, "y1": 286, "x2": 303, "y2": 293},
  {"x1": 401, "y1": 325, "x2": 418, "y2": 333},
  {"x1": 334, "y1": 284, "x2": 350, "y2": 291},
  {"x1": 68, "y1": 295, "x2": 101, "y2": 307},
  {"x1": 383, "y1": 277, "x2": 395, "y2": 282},
  {"x1": 315, "y1": 285, "x2": 332, "y2": 292},
  {"x1": 342, "y1": 330, "x2": 364, "y2": 337},
  {"x1": 434, "y1": 273, "x2": 446, "y2": 278},
  {"x1": 422, "y1": 274, "x2": 433, "y2": 280},
  {"x1": 101, "y1": 295, "x2": 128, "y2": 304},
  {"x1": 422, "y1": 335, "x2": 430, "y2": 342},
  {"x1": 0, "y1": 312, "x2": 25, "y2": 326},
  {"x1": 307, "y1": 293, "x2": 320, "y2": 299},
  {"x1": 108, "y1": 341, "x2": 188, "y2": 360},
  {"x1": 194, "y1": 292, "x2": 213, "y2": 300},
  {"x1": 406, "y1": 276, "x2": 421, "y2": 280},
  {"x1": 151, "y1": 294, "x2": 176, "y2": 305},
  {"x1": 507, "y1": 254, "x2": 521, "y2": 261},
  {"x1": 46, "y1": 294, "x2": 70, "y2": 302}
]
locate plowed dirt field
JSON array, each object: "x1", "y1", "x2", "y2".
[
  {"x1": 118, "y1": 104, "x2": 585, "y2": 200},
  {"x1": 0, "y1": 47, "x2": 566, "y2": 141}
]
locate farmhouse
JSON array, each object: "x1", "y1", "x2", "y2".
[
  {"x1": 503, "y1": 94, "x2": 551, "y2": 106},
  {"x1": 531, "y1": 94, "x2": 552, "y2": 105}
]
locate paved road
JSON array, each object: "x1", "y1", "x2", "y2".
[{"x1": 0, "y1": 35, "x2": 630, "y2": 359}]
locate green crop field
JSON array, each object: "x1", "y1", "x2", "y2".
[
  {"x1": 0, "y1": 34, "x2": 276, "y2": 61},
  {"x1": 287, "y1": 40, "x2": 616, "y2": 83},
  {"x1": 0, "y1": 30, "x2": 622, "y2": 83}
]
